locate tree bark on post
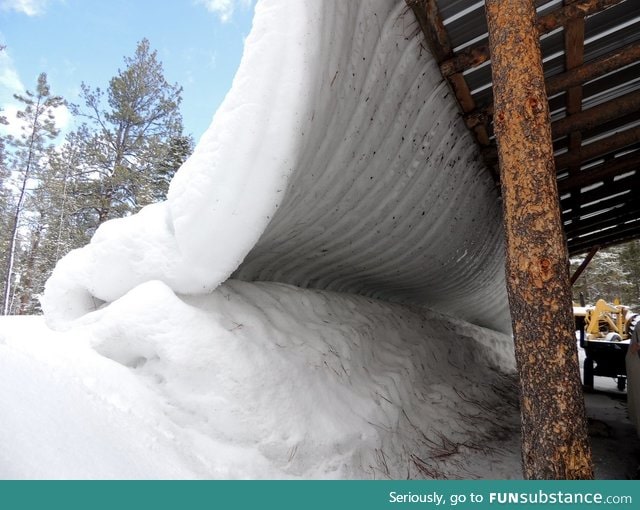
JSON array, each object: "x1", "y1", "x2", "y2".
[{"x1": 485, "y1": 0, "x2": 594, "y2": 479}]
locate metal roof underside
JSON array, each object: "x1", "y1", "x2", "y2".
[{"x1": 408, "y1": 0, "x2": 640, "y2": 255}]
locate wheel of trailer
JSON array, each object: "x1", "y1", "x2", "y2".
[
  {"x1": 583, "y1": 357, "x2": 594, "y2": 389},
  {"x1": 617, "y1": 377, "x2": 626, "y2": 392}
]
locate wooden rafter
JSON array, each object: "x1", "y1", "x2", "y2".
[
  {"x1": 409, "y1": 0, "x2": 640, "y2": 256},
  {"x1": 465, "y1": 41, "x2": 640, "y2": 131},
  {"x1": 555, "y1": 125, "x2": 640, "y2": 169},
  {"x1": 557, "y1": 150, "x2": 640, "y2": 192},
  {"x1": 546, "y1": 41, "x2": 640, "y2": 96},
  {"x1": 563, "y1": 2, "x2": 586, "y2": 226},
  {"x1": 406, "y1": 0, "x2": 496, "y2": 174},
  {"x1": 566, "y1": 207, "x2": 640, "y2": 240},
  {"x1": 568, "y1": 222, "x2": 640, "y2": 255},
  {"x1": 552, "y1": 89, "x2": 640, "y2": 139},
  {"x1": 561, "y1": 171, "x2": 639, "y2": 205},
  {"x1": 406, "y1": 0, "x2": 451, "y2": 62},
  {"x1": 440, "y1": 0, "x2": 623, "y2": 78}
]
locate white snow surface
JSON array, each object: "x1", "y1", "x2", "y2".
[
  {"x1": 4, "y1": 0, "x2": 524, "y2": 479},
  {"x1": 1, "y1": 281, "x2": 519, "y2": 479},
  {"x1": 41, "y1": 0, "x2": 510, "y2": 334}
]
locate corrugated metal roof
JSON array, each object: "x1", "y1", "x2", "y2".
[{"x1": 411, "y1": 0, "x2": 640, "y2": 254}]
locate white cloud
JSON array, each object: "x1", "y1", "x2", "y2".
[
  {"x1": 0, "y1": 61, "x2": 24, "y2": 96},
  {"x1": 0, "y1": 49, "x2": 25, "y2": 124},
  {"x1": 0, "y1": 49, "x2": 24, "y2": 98},
  {"x1": 195, "y1": 0, "x2": 252, "y2": 23},
  {"x1": 1, "y1": 104, "x2": 23, "y2": 137},
  {"x1": 0, "y1": 48, "x2": 22, "y2": 136},
  {"x1": 0, "y1": 0, "x2": 50, "y2": 16},
  {"x1": 196, "y1": 0, "x2": 233, "y2": 23},
  {"x1": 52, "y1": 102, "x2": 71, "y2": 133}
]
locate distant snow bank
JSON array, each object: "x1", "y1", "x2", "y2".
[
  {"x1": 1, "y1": 281, "x2": 518, "y2": 479},
  {"x1": 42, "y1": 0, "x2": 510, "y2": 333}
]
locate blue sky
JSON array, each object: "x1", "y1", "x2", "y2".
[{"x1": 0, "y1": 0, "x2": 256, "y2": 142}]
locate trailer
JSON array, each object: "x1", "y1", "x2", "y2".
[
  {"x1": 582, "y1": 335, "x2": 629, "y2": 391},
  {"x1": 575, "y1": 300, "x2": 636, "y2": 391}
]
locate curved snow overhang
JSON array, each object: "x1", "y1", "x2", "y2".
[{"x1": 43, "y1": 0, "x2": 511, "y2": 333}]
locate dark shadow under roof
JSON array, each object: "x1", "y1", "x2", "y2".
[{"x1": 408, "y1": 0, "x2": 640, "y2": 255}]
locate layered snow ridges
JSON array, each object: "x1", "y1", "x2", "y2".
[{"x1": 43, "y1": 0, "x2": 510, "y2": 333}]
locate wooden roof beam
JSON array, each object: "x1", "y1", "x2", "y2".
[
  {"x1": 405, "y1": 0, "x2": 451, "y2": 62},
  {"x1": 562, "y1": 3, "x2": 585, "y2": 225},
  {"x1": 547, "y1": 41, "x2": 640, "y2": 96},
  {"x1": 570, "y1": 245, "x2": 599, "y2": 285},
  {"x1": 552, "y1": 89, "x2": 640, "y2": 139},
  {"x1": 466, "y1": 40, "x2": 640, "y2": 130},
  {"x1": 563, "y1": 192, "x2": 632, "y2": 220},
  {"x1": 564, "y1": 202, "x2": 640, "y2": 235},
  {"x1": 407, "y1": 0, "x2": 496, "y2": 177},
  {"x1": 479, "y1": 124, "x2": 640, "y2": 168},
  {"x1": 563, "y1": 11, "x2": 584, "y2": 126},
  {"x1": 560, "y1": 175, "x2": 639, "y2": 209},
  {"x1": 405, "y1": 0, "x2": 479, "y2": 115},
  {"x1": 557, "y1": 150, "x2": 640, "y2": 192},
  {"x1": 472, "y1": 90, "x2": 640, "y2": 143},
  {"x1": 554, "y1": 125, "x2": 640, "y2": 170},
  {"x1": 536, "y1": 0, "x2": 622, "y2": 32},
  {"x1": 440, "y1": 0, "x2": 624, "y2": 77},
  {"x1": 568, "y1": 222, "x2": 640, "y2": 255}
]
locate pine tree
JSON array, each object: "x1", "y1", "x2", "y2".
[
  {"x1": 571, "y1": 242, "x2": 640, "y2": 309},
  {"x1": 2, "y1": 42, "x2": 193, "y2": 313},
  {"x1": 0, "y1": 109, "x2": 12, "y2": 308},
  {"x1": 14, "y1": 129, "x2": 97, "y2": 313},
  {"x1": 1, "y1": 73, "x2": 63, "y2": 315},
  {"x1": 72, "y1": 39, "x2": 190, "y2": 228},
  {"x1": 150, "y1": 134, "x2": 194, "y2": 202},
  {"x1": 619, "y1": 240, "x2": 640, "y2": 308},
  {"x1": 0, "y1": 42, "x2": 194, "y2": 314},
  {"x1": 47, "y1": 129, "x2": 96, "y2": 254}
]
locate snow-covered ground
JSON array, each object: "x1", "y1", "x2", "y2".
[
  {"x1": 1, "y1": 0, "x2": 519, "y2": 480},
  {"x1": 3, "y1": 0, "x2": 636, "y2": 480},
  {"x1": 2, "y1": 288, "x2": 636, "y2": 479},
  {"x1": 1, "y1": 281, "x2": 521, "y2": 479}
]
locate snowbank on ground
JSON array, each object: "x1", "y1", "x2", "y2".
[
  {"x1": 1, "y1": 281, "x2": 519, "y2": 479},
  {"x1": 42, "y1": 0, "x2": 510, "y2": 334},
  {"x1": 23, "y1": 0, "x2": 520, "y2": 480}
]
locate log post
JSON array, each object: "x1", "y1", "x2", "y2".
[{"x1": 485, "y1": 0, "x2": 594, "y2": 479}]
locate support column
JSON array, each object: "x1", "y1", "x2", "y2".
[{"x1": 485, "y1": 0, "x2": 594, "y2": 479}]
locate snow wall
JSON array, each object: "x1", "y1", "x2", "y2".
[{"x1": 42, "y1": 0, "x2": 511, "y2": 334}]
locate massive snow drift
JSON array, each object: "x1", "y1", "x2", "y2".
[
  {"x1": 2, "y1": 0, "x2": 520, "y2": 479},
  {"x1": 2, "y1": 282, "x2": 518, "y2": 479},
  {"x1": 42, "y1": 0, "x2": 510, "y2": 334}
]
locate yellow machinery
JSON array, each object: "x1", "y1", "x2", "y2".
[
  {"x1": 584, "y1": 299, "x2": 633, "y2": 341},
  {"x1": 576, "y1": 298, "x2": 636, "y2": 391}
]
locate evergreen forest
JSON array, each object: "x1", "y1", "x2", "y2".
[
  {"x1": 0, "y1": 39, "x2": 193, "y2": 314},
  {"x1": 571, "y1": 241, "x2": 640, "y2": 311}
]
